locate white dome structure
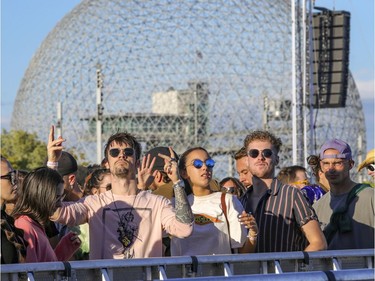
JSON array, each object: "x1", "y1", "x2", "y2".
[{"x1": 11, "y1": 0, "x2": 366, "y2": 179}]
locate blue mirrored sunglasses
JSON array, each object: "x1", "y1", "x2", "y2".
[{"x1": 190, "y1": 158, "x2": 215, "y2": 169}]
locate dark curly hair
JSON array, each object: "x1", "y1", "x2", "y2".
[{"x1": 104, "y1": 132, "x2": 142, "y2": 161}]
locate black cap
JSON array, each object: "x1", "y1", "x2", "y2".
[
  {"x1": 57, "y1": 151, "x2": 78, "y2": 176},
  {"x1": 145, "y1": 147, "x2": 179, "y2": 173}
]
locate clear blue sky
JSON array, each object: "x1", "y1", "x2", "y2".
[{"x1": 1, "y1": 0, "x2": 374, "y2": 149}]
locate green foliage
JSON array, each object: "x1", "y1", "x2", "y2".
[{"x1": 0, "y1": 129, "x2": 47, "y2": 170}]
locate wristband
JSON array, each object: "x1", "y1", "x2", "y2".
[
  {"x1": 47, "y1": 161, "x2": 58, "y2": 168},
  {"x1": 249, "y1": 236, "x2": 257, "y2": 242},
  {"x1": 247, "y1": 232, "x2": 258, "y2": 240},
  {"x1": 173, "y1": 180, "x2": 185, "y2": 189}
]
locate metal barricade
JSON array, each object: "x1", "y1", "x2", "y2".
[{"x1": 1, "y1": 249, "x2": 374, "y2": 281}]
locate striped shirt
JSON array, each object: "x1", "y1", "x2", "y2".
[{"x1": 242, "y1": 178, "x2": 318, "y2": 252}]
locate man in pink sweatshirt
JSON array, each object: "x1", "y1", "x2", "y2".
[{"x1": 48, "y1": 126, "x2": 193, "y2": 259}]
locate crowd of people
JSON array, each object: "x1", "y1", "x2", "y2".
[{"x1": 1, "y1": 126, "x2": 374, "y2": 264}]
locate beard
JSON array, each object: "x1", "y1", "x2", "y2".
[
  {"x1": 250, "y1": 165, "x2": 275, "y2": 179},
  {"x1": 113, "y1": 165, "x2": 130, "y2": 178}
]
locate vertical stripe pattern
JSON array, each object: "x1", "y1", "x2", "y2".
[{"x1": 254, "y1": 179, "x2": 317, "y2": 252}]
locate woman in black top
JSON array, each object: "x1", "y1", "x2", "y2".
[{"x1": 1, "y1": 156, "x2": 27, "y2": 264}]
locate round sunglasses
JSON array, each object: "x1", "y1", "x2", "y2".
[
  {"x1": 367, "y1": 164, "x2": 375, "y2": 172},
  {"x1": 109, "y1": 148, "x2": 134, "y2": 158},
  {"x1": 247, "y1": 148, "x2": 273, "y2": 159},
  {"x1": 188, "y1": 158, "x2": 215, "y2": 169}
]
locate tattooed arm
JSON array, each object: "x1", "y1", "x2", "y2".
[
  {"x1": 173, "y1": 181, "x2": 194, "y2": 224},
  {"x1": 157, "y1": 147, "x2": 194, "y2": 224}
]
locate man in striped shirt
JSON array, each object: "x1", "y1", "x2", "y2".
[{"x1": 242, "y1": 130, "x2": 327, "y2": 252}]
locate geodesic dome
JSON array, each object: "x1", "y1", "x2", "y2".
[{"x1": 12, "y1": 0, "x2": 366, "y2": 179}]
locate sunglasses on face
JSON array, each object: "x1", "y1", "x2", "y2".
[
  {"x1": 109, "y1": 148, "x2": 134, "y2": 158},
  {"x1": 367, "y1": 164, "x2": 375, "y2": 172},
  {"x1": 291, "y1": 179, "x2": 310, "y2": 186},
  {"x1": 0, "y1": 170, "x2": 17, "y2": 186},
  {"x1": 188, "y1": 159, "x2": 215, "y2": 169},
  {"x1": 223, "y1": 186, "x2": 236, "y2": 194},
  {"x1": 248, "y1": 148, "x2": 273, "y2": 159}
]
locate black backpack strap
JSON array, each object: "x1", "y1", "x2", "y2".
[{"x1": 324, "y1": 183, "x2": 370, "y2": 243}]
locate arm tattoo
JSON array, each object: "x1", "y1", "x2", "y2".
[{"x1": 174, "y1": 185, "x2": 194, "y2": 224}]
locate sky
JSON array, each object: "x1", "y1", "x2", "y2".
[{"x1": 1, "y1": 0, "x2": 374, "y2": 150}]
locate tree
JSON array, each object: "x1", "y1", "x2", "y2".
[{"x1": 1, "y1": 129, "x2": 47, "y2": 170}]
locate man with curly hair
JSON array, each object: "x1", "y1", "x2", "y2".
[{"x1": 242, "y1": 130, "x2": 326, "y2": 252}]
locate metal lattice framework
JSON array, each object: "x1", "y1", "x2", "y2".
[{"x1": 11, "y1": 0, "x2": 366, "y2": 179}]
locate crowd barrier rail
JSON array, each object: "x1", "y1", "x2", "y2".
[{"x1": 1, "y1": 248, "x2": 374, "y2": 281}]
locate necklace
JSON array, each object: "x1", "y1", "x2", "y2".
[{"x1": 111, "y1": 190, "x2": 139, "y2": 258}]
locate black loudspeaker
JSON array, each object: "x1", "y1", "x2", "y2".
[{"x1": 311, "y1": 9, "x2": 350, "y2": 108}]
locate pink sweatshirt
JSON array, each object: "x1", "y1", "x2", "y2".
[
  {"x1": 54, "y1": 190, "x2": 192, "y2": 259},
  {"x1": 15, "y1": 216, "x2": 80, "y2": 262}
]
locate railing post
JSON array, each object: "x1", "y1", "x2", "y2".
[
  {"x1": 27, "y1": 272, "x2": 35, "y2": 281},
  {"x1": 274, "y1": 260, "x2": 283, "y2": 274},
  {"x1": 223, "y1": 262, "x2": 233, "y2": 276},
  {"x1": 158, "y1": 265, "x2": 167, "y2": 280}
]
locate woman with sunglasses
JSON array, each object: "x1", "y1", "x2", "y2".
[
  {"x1": 12, "y1": 167, "x2": 81, "y2": 262},
  {"x1": 357, "y1": 149, "x2": 375, "y2": 180},
  {"x1": 1, "y1": 156, "x2": 27, "y2": 264},
  {"x1": 277, "y1": 165, "x2": 326, "y2": 205},
  {"x1": 220, "y1": 177, "x2": 246, "y2": 198},
  {"x1": 83, "y1": 168, "x2": 112, "y2": 196},
  {"x1": 170, "y1": 147, "x2": 258, "y2": 256}
]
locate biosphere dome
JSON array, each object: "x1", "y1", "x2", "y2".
[{"x1": 12, "y1": 0, "x2": 366, "y2": 179}]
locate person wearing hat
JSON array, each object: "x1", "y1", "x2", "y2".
[
  {"x1": 313, "y1": 139, "x2": 374, "y2": 250},
  {"x1": 53, "y1": 151, "x2": 83, "y2": 202},
  {"x1": 357, "y1": 149, "x2": 375, "y2": 179},
  {"x1": 47, "y1": 150, "x2": 86, "y2": 259}
]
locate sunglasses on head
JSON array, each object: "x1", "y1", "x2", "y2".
[
  {"x1": 367, "y1": 164, "x2": 375, "y2": 172},
  {"x1": 189, "y1": 159, "x2": 215, "y2": 169},
  {"x1": 0, "y1": 170, "x2": 17, "y2": 186},
  {"x1": 109, "y1": 148, "x2": 134, "y2": 158},
  {"x1": 248, "y1": 148, "x2": 273, "y2": 159}
]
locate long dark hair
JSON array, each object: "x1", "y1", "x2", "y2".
[{"x1": 12, "y1": 167, "x2": 64, "y2": 227}]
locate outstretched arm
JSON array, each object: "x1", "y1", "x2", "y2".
[
  {"x1": 173, "y1": 181, "x2": 194, "y2": 224},
  {"x1": 47, "y1": 125, "x2": 65, "y2": 219},
  {"x1": 158, "y1": 147, "x2": 194, "y2": 224}
]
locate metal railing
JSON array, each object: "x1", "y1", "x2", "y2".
[{"x1": 1, "y1": 249, "x2": 374, "y2": 281}]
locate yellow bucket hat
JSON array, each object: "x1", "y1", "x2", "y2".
[{"x1": 357, "y1": 149, "x2": 375, "y2": 172}]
